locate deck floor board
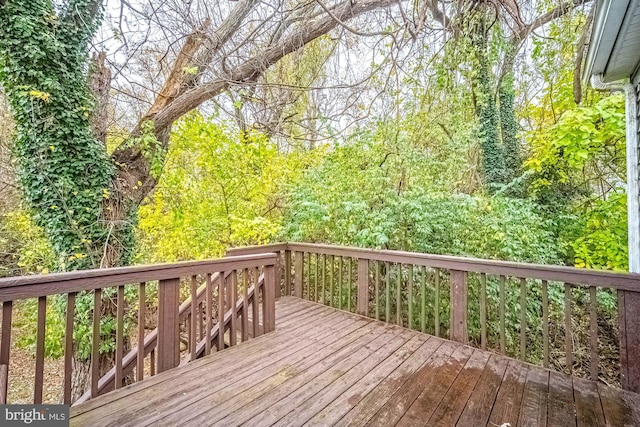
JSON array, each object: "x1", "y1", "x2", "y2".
[{"x1": 70, "y1": 297, "x2": 640, "y2": 427}]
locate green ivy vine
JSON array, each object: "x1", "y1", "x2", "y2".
[{"x1": 0, "y1": 0, "x2": 113, "y2": 270}]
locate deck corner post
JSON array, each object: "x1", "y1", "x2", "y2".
[
  {"x1": 357, "y1": 258, "x2": 369, "y2": 316},
  {"x1": 284, "y1": 250, "x2": 292, "y2": 296},
  {"x1": 264, "y1": 264, "x2": 276, "y2": 333},
  {"x1": 157, "y1": 278, "x2": 180, "y2": 373},
  {"x1": 294, "y1": 251, "x2": 303, "y2": 298},
  {"x1": 450, "y1": 270, "x2": 468, "y2": 344},
  {"x1": 619, "y1": 289, "x2": 640, "y2": 392}
]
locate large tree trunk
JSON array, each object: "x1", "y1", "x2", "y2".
[
  {"x1": 499, "y1": 46, "x2": 522, "y2": 189},
  {"x1": 473, "y1": 13, "x2": 506, "y2": 190}
]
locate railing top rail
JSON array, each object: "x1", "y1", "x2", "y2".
[
  {"x1": 232, "y1": 242, "x2": 640, "y2": 291},
  {"x1": 0, "y1": 253, "x2": 277, "y2": 301},
  {"x1": 226, "y1": 243, "x2": 288, "y2": 256}
]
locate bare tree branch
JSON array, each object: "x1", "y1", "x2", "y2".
[{"x1": 153, "y1": 0, "x2": 398, "y2": 130}]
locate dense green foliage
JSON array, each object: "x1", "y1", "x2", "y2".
[
  {"x1": 137, "y1": 112, "x2": 314, "y2": 262},
  {"x1": 281, "y1": 135, "x2": 561, "y2": 263}
]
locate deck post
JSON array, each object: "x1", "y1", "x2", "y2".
[
  {"x1": 357, "y1": 259, "x2": 369, "y2": 316},
  {"x1": 294, "y1": 251, "x2": 303, "y2": 298},
  {"x1": 284, "y1": 250, "x2": 292, "y2": 296},
  {"x1": 619, "y1": 290, "x2": 640, "y2": 392},
  {"x1": 450, "y1": 270, "x2": 468, "y2": 344},
  {"x1": 157, "y1": 278, "x2": 180, "y2": 373},
  {"x1": 264, "y1": 265, "x2": 276, "y2": 332}
]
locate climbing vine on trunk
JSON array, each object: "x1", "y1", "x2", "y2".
[
  {"x1": 0, "y1": 0, "x2": 113, "y2": 269},
  {"x1": 472, "y1": 14, "x2": 506, "y2": 190}
]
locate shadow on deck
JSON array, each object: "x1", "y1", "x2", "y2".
[{"x1": 70, "y1": 297, "x2": 640, "y2": 427}]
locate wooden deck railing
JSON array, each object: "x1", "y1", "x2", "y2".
[
  {"x1": 0, "y1": 253, "x2": 277, "y2": 405},
  {"x1": 228, "y1": 242, "x2": 640, "y2": 393}
]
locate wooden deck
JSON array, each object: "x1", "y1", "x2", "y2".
[{"x1": 70, "y1": 297, "x2": 640, "y2": 427}]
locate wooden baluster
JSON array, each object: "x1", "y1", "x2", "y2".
[
  {"x1": 91, "y1": 288, "x2": 102, "y2": 398},
  {"x1": 274, "y1": 251, "x2": 281, "y2": 299},
  {"x1": 347, "y1": 257, "x2": 353, "y2": 313},
  {"x1": 499, "y1": 275, "x2": 506, "y2": 355},
  {"x1": 284, "y1": 250, "x2": 292, "y2": 296},
  {"x1": 408, "y1": 265, "x2": 414, "y2": 329},
  {"x1": 565, "y1": 283, "x2": 573, "y2": 374},
  {"x1": 198, "y1": 301, "x2": 203, "y2": 342},
  {"x1": 260, "y1": 266, "x2": 268, "y2": 334},
  {"x1": 338, "y1": 257, "x2": 343, "y2": 310},
  {"x1": 205, "y1": 273, "x2": 212, "y2": 355},
  {"x1": 137, "y1": 282, "x2": 146, "y2": 381},
  {"x1": 115, "y1": 285, "x2": 125, "y2": 389},
  {"x1": 294, "y1": 252, "x2": 303, "y2": 298},
  {"x1": 314, "y1": 253, "x2": 319, "y2": 303},
  {"x1": 264, "y1": 265, "x2": 276, "y2": 332},
  {"x1": 434, "y1": 269, "x2": 440, "y2": 337},
  {"x1": 590, "y1": 286, "x2": 599, "y2": 381},
  {"x1": 449, "y1": 270, "x2": 468, "y2": 344},
  {"x1": 63, "y1": 292, "x2": 75, "y2": 404},
  {"x1": 519, "y1": 278, "x2": 527, "y2": 361},
  {"x1": 34, "y1": 296, "x2": 46, "y2": 403},
  {"x1": 218, "y1": 272, "x2": 225, "y2": 350},
  {"x1": 318, "y1": 254, "x2": 324, "y2": 305},
  {"x1": 230, "y1": 271, "x2": 237, "y2": 347},
  {"x1": 420, "y1": 267, "x2": 426, "y2": 333},
  {"x1": 190, "y1": 276, "x2": 197, "y2": 361},
  {"x1": 149, "y1": 349, "x2": 155, "y2": 376},
  {"x1": 357, "y1": 258, "x2": 369, "y2": 316},
  {"x1": 542, "y1": 280, "x2": 549, "y2": 368},
  {"x1": 252, "y1": 267, "x2": 259, "y2": 338},
  {"x1": 0, "y1": 301, "x2": 12, "y2": 404},
  {"x1": 480, "y1": 274, "x2": 487, "y2": 350},
  {"x1": 385, "y1": 262, "x2": 391, "y2": 322},
  {"x1": 329, "y1": 255, "x2": 334, "y2": 308},
  {"x1": 375, "y1": 262, "x2": 380, "y2": 321},
  {"x1": 396, "y1": 264, "x2": 402, "y2": 326},
  {"x1": 305, "y1": 253, "x2": 311, "y2": 300},
  {"x1": 242, "y1": 269, "x2": 249, "y2": 342}
]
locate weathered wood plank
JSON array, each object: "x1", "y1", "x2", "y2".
[
  {"x1": 123, "y1": 317, "x2": 376, "y2": 427},
  {"x1": 193, "y1": 325, "x2": 392, "y2": 426},
  {"x1": 573, "y1": 377, "x2": 606, "y2": 427},
  {"x1": 72, "y1": 305, "x2": 354, "y2": 422},
  {"x1": 597, "y1": 382, "x2": 640, "y2": 427},
  {"x1": 456, "y1": 354, "x2": 509, "y2": 426},
  {"x1": 546, "y1": 370, "x2": 576, "y2": 427},
  {"x1": 518, "y1": 367, "x2": 549, "y2": 427},
  {"x1": 487, "y1": 360, "x2": 529, "y2": 427},
  {"x1": 394, "y1": 345, "x2": 477, "y2": 426},
  {"x1": 270, "y1": 329, "x2": 416, "y2": 426},
  {"x1": 363, "y1": 341, "x2": 460, "y2": 427},
  {"x1": 337, "y1": 338, "x2": 446, "y2": 426},
  {"x1": 421, "y1": 349, "x2": 490, "y2": 426},
  {"x1": 305, "y1": 335, "x2": 435, "y2": 426}
]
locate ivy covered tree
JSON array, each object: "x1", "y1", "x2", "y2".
[{"x1": 0, "y1": 0, "x2": 113, "y2": 269}]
